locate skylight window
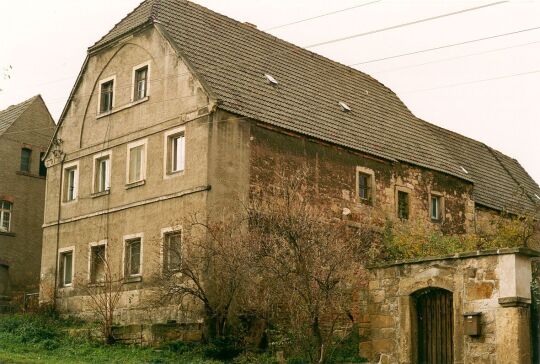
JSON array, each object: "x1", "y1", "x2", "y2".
[
  {"x1": 535, "y1": 193, "x2": 540, "y2": 200},
  {"x1": 264, "y1": 74, "x2": 278, "y2": 85},
  {"x1": 338, "y1": 101, "x2": 351, "y2": 112},
  {"x1": 460, "y1": 166, "x2": 469, "y2": 174}
]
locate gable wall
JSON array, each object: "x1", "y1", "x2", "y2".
[{"x1": 0, "y1": 98, "x2": 54, "y2": 294}]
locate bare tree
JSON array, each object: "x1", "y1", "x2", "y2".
[{"x1": 79, "y1": 249, "x2": 123, "y2": 344}]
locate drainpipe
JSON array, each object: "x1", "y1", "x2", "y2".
[{"x1": 52, "y1": 154, "x2": 65, "y2": 306}]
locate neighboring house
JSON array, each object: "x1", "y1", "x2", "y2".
[
  {"x1": 39, "y1": 0, "x2": 540, "y2": 326},
  {"x1": 0, "y1": 95, "x2": 55, "y2": 302}
]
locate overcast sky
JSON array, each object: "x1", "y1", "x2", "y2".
[{"x1": 1, "y1": 0, "x2": 539, "y2": 183}]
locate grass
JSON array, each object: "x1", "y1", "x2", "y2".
[{"x1": 0, "y1": 314, "x2": 275, "y2": 364}]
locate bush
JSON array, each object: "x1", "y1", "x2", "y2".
[
  {"x1": 203, "y1": 337, "x2": 243, "y2": 360},
  {"x1": 0, "y1": 314, "x2": 61, "y2": 344}
]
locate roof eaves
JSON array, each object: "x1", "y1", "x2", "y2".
[{"x1": 88, "y1": 18, "x2": 155, "y2": 55}]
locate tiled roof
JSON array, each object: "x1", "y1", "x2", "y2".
[
  {"x1": 0, "y1": 96, "x2": 39, "y2": 137},
  {"x1": 89, "y1": 0, "x2": 540, "y2": 213}
]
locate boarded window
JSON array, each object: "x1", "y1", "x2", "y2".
[{"x1": 20, "y1": 148, "x2": 31, "y2": 172}]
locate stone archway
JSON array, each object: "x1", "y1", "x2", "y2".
[{"x1": 413, "y1": 288, "x2": 454, "y2": 364}]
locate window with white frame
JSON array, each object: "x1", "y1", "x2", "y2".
[
  {"x1": 127, "y1": 140, "x2": 146, "y2": 184},
  {"x1": 134, "y1": 66, "x2": 148, "y2": 101},
  {"x1": 90, "y1": 244, "x2": 106, "y2": 283},
  {"x1": 59, "y1": 249, "x2": 74, "y2": 287},
  {"x1": 0, "y1": 201, "x2": 12, "y2": 232},
  {"x1": 125, "y1": 238, "x2": 142, "y2": 277},
  {"x1": 63, "y1": 163, "x2": 79, "y2": 202},
  {"x1": 94, "y1": 153, "x2": 111, "y2": 193},
  {"x1": 430, "y1": 193, "x2": 444, "y2": 222},
  {"x1": 164, "y1": 231, "x2": 182, "y2": 271},
  {"x1": 164, "y1": 127, "x2": 185, "y2": 176},
  {"x1": 99, "y1": 79, "x2": 114, "y2": 113}
]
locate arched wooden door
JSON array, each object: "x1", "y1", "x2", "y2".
[{"x1": 415, "y1": 288, "x2": 454, "y2": 364}]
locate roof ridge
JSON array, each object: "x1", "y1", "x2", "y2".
[{"x1": 89, "y1": 0, "x2": 154, "y2": 49}]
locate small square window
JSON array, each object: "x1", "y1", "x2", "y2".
[
  {"x1": 94, "y1": 155, "x2": 111, "y2": 192},
  {"x1": 164, "y1": 231, "x2": 182, "y2": 271},
  {"x1": 90, "y1": 245, "x2": 106, "y2": 283},
  {"x1": 397, "y1": 190, "x2": 409, "y2": 220},
  {"x1": 0, "y1": 201, "x2": 13, "y2": 232},
  {"x1": 100, "y1": 80, "x2": 114, "y2": 113},
  {"x1": 20, "y1": 148, "x2": 31, "y2": 172},
  {"x1": 64, "y1": 166, "x2": 78, "y2": 202},
  {"x1": 60, "y1": 251, "x2": 73, "y2": 287},
  {"x1": 134, "y1": 66, "x2": 148, "y2": 101},
  {"x1": 125, "y1": 238, "x2": 141, "y2": 277},
  {"x1": 431, "y1": 195, "x2": 443, "y2": 221}
]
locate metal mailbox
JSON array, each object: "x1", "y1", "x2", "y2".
[{"x1": 463, "y1": 312, "x2": 481, "y2": 336}]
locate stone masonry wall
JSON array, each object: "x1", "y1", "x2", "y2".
[{"x1": 363, "y1": 248, "x2": 536, "y2": 364}]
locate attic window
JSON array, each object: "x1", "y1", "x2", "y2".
[
  {"x1": 338, "y1": 101, "x2": 351, "y2": 112},
  {"x1": 264, "y1": 74, "x2": 278, "y2": 85},
  {"x1": 460, "y1": 166, "x2": 469, "y2": 174}
]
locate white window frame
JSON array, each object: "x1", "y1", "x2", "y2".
[
  {"x1": 88, "y1": 240, "x2": 107, "y2": 283},
  {"x1": 160, "y1": 226, "x2": 183, "y2": 272},
  {"x1": 163, "y1": 126, "x2": 186, "y2": 179},
  {"x1": 97, "y1": 75, "x2": 116, "y2": 114},
  {"x1": 429, "y1": 191, "x2": 445, "y2": 222},
  {"x1": 131, "y1": 61, "x2": 151, "y2": 102},
  {"x1": 58, "y1": 246, "x2": 75, "y2": 288},
  {"x1": 62, "y1": 160, "x2": 79, "y2": 203},
  {"x1": 92, "y1": 150, "x2": 112, "y2": 193},
  {"x1": 122, "y1": 233, "x2": 144, "y2": 278},
  {"x1": 0, "y1": 200, "x2": 13, "y2": 232},
  {"x1": 126, "y1": 139, "x2": 148, "y2": 185}
]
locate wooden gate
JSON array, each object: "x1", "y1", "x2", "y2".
[{"x1": 416, "y1": 288, "x2": 454, "y2": 364}]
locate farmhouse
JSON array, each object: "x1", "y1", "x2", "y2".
[{"x1": 39, "y1": 0, "x2": 539, "y2": 362}]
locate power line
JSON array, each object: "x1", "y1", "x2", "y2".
[
  {"x1": 351, "y1": 25, "x2": 540, "y2": 66},
  {"x1": 402, "y1": 68, "x2": 540, "y2": 94},
  {"x1": 371, "y1": 39, "x2": 540, "y2": 74},
  {"x1": 304, "y1": 1, "x2": 507, "y2": 48},
  {"x1": 263, "y1": 0, "x2": 381, "y2": 31}
]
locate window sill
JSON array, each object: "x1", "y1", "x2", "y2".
[
  {"x1": 88, "y1": 282, "x2": 105, "y2": 288},
  {"x1": 0, "y1": 231, "x2": 15, "y2": 237},
  {"x1": 164, "y1": 170, "x2": 185, "y2": 179},
  {"x1": 15, "y1": 171, "x2": 46, "y2": 179},
  {"x1": 125, "y1": 180, "x2": 146, "y2": 190},
  {"x1": 123, "y1": 276, "x2": 142, "y2": 284},
  {"x1": 62, "y1": 199, "x2": 78, "y2": 205},
  {"x1": 91, "y1": 189, "x2": 110, "y2": 198},
  {"x1": 96, "y1": 96, "x2": 149, "y2": 119}
]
